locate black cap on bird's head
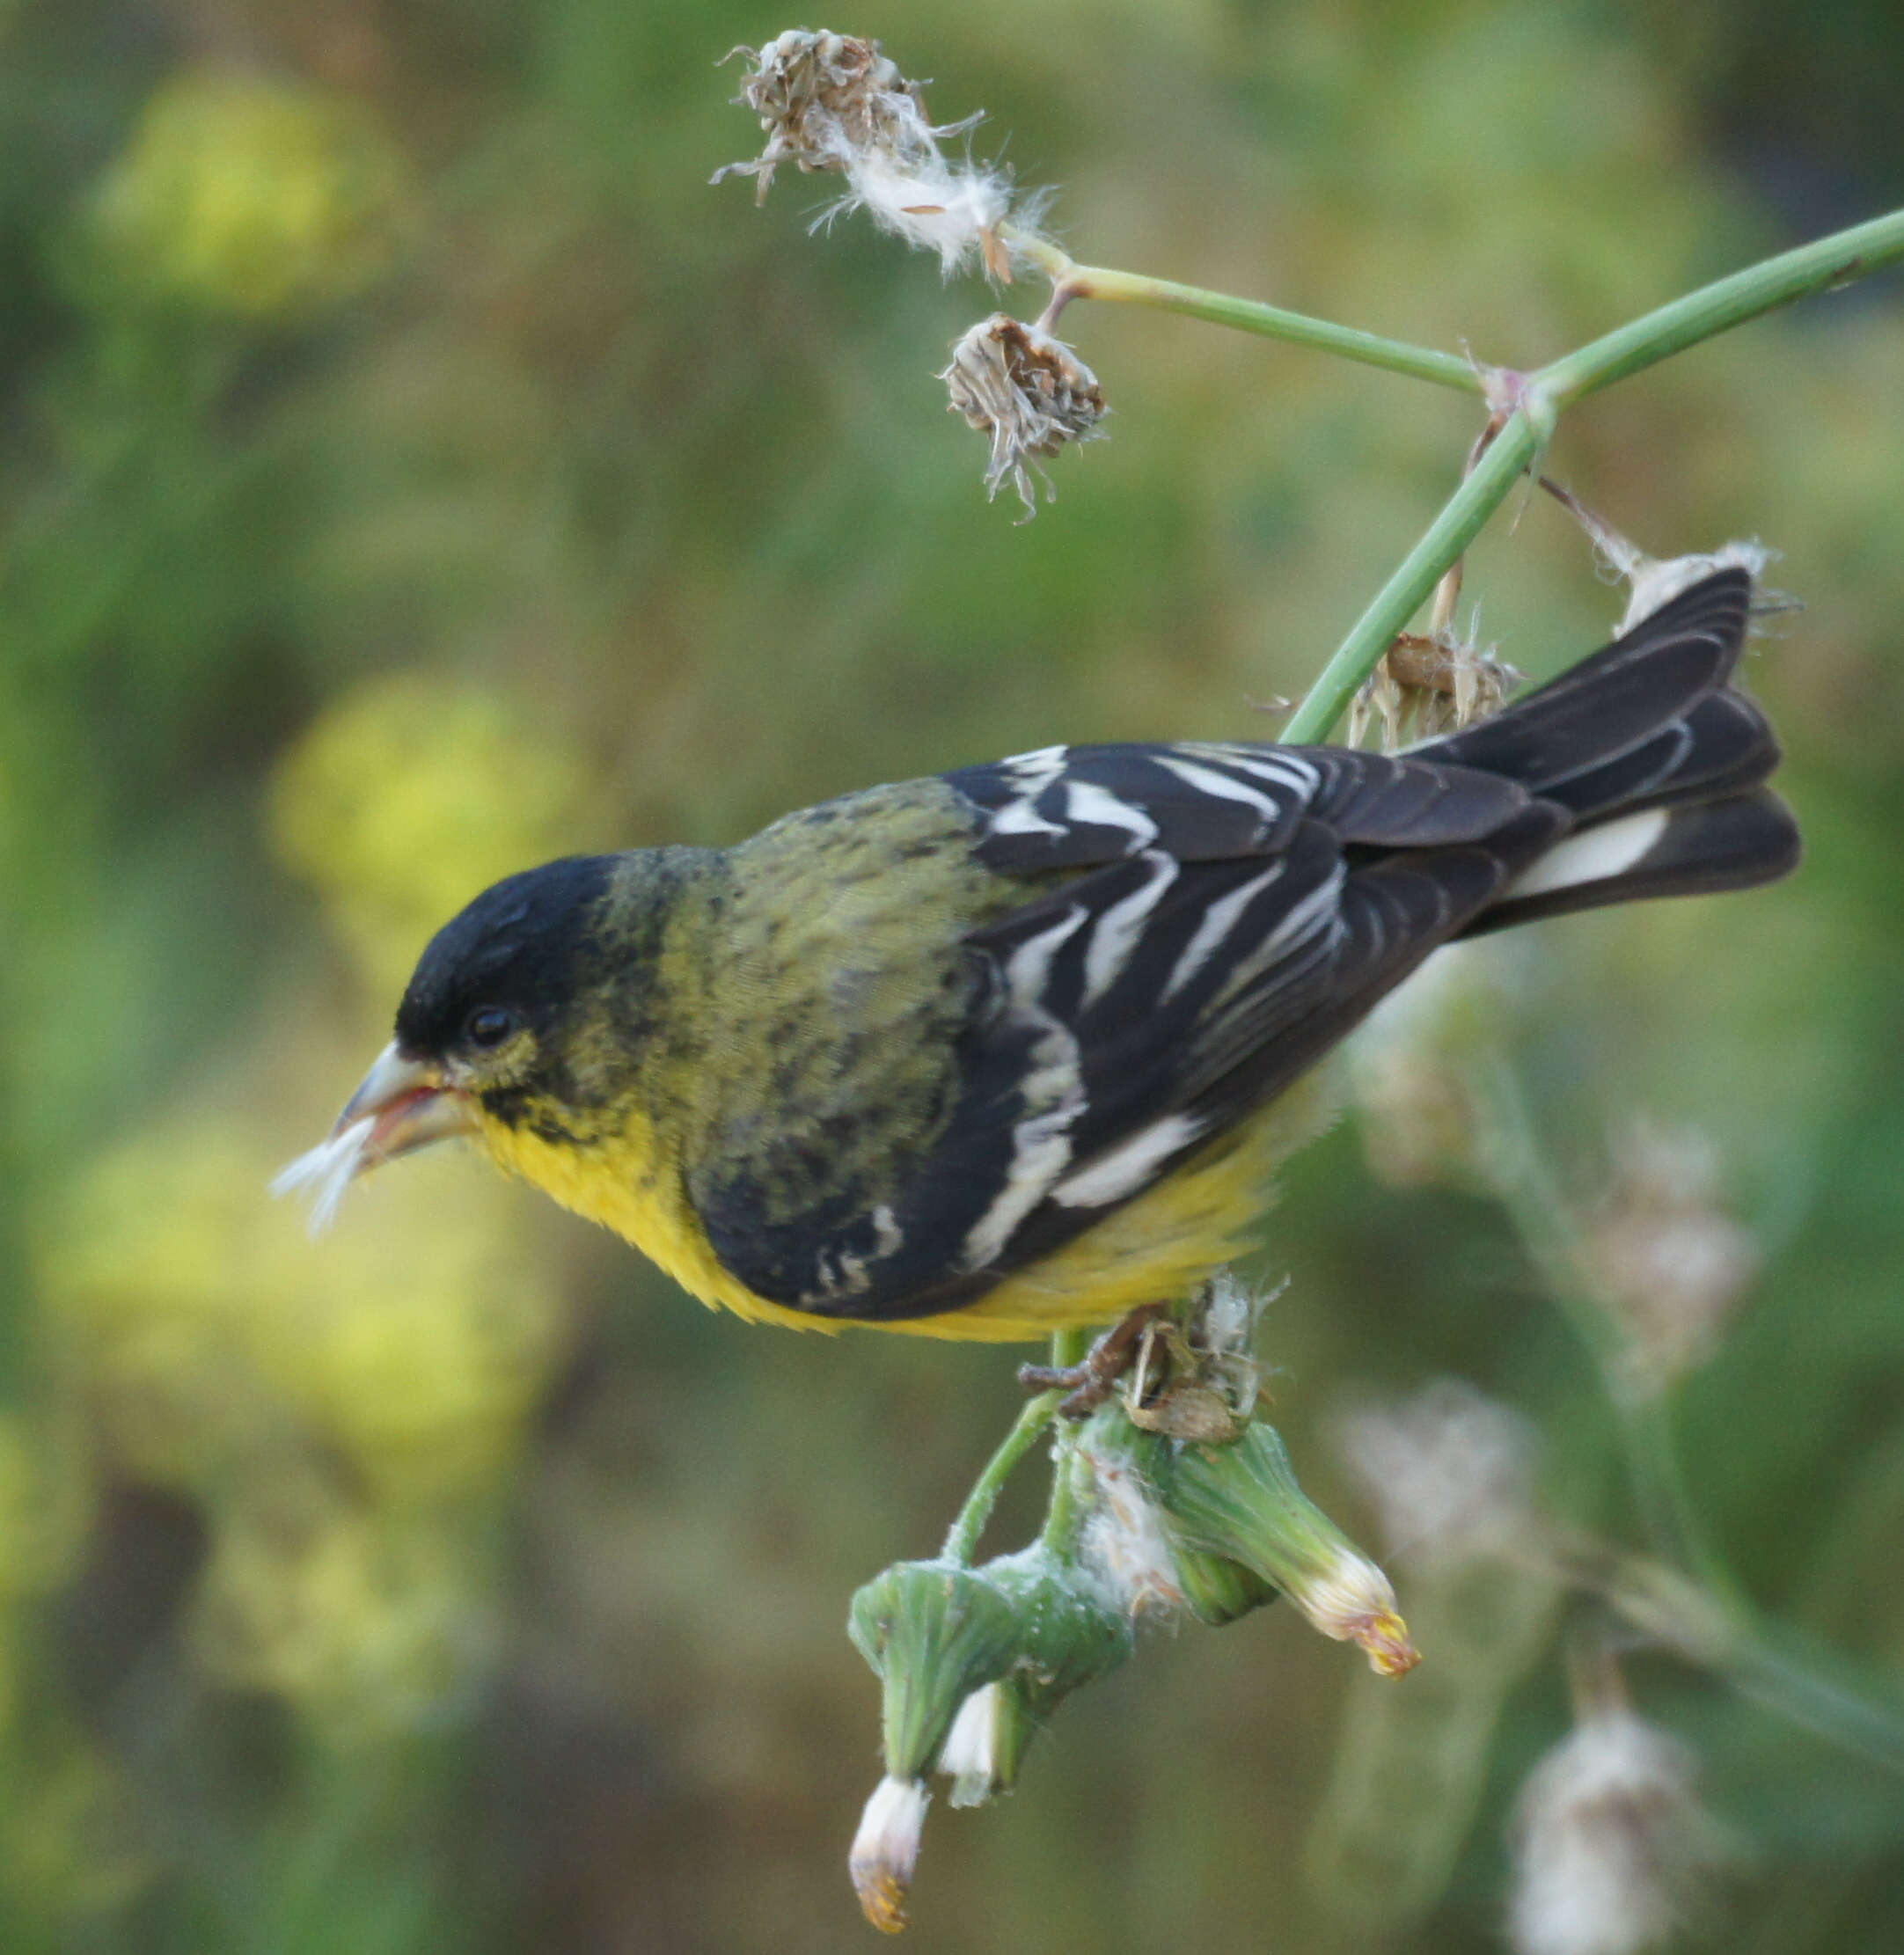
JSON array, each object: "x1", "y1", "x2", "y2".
[
  {"x1": 270, "y1": 855, "x2": 618, "y2": 1224},
  {"x1": 394, "y1": 853, "x2": 615, "y2": 1061}
]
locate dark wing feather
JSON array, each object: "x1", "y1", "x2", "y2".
[
  {"x1": 728, "y1": 743, "x2": 1555, "y2": 1320},
  {"x1": 696, "y1": 569, "x2": 1794, "y2": 1322}
]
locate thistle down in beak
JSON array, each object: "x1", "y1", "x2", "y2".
[{"x1": 272, "y1": 1041, "x2": 476, "y2": 1234}]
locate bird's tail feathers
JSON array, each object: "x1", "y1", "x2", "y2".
[
  {"x1": 1460, "y1": 788, "x2": 1800, "y2": 935},
  {"x1": 1423, "y1": 567, "x2": 1755, "y2": 802},
  {"x1": 1419, "y1": 567, "x2": 1798, "y2": 931}
]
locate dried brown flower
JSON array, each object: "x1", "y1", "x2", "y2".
[{"x1": 941, "y1": 314, "x2": 1106, "y2": 517}]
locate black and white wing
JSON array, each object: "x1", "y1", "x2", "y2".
[
  {"x1": 698, "y1": 738, "x2": 1555, "y2": 1321},
  {"x1": 693, "y1": 570, "x2": 1794, "y2": 1322},
  {"x1": 904, "y1": 742, "x2": 1560, "y2": 1306}
]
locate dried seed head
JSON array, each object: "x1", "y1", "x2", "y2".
[
  {"x1": 716, "y1": 32, "x2": 927, "y2": 198},
  {"x1": 1585, "y1": 1119, "x2": 1759, "y2": 1396},
  {"x1": 1350, "y1": 620, "x2": 1523, "y2": 751},
  {"x1": 1509, "y1": 1711, "x2": 1728, "y2": 1955},
  {"x1": 714, "y1": 31, "x2": 1023, "y2": 276},
  {"x1": 1119, "y1": 1278, "x2": 1274, "y2": 1443},
  {"x1": 942, "y1": 314, "x2": 1107, "y2": 517},
  {"x1": 1614, "y1": 538, "x2": 1783, "y2": 637}
]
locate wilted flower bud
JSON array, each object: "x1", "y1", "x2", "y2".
[
  {"x1": 850, "y1": 1773, "x2": 932, "y2": 1935},
  {"x1": 1509, "y1": 1709, "x2": 1728, "y2": 1955},
  {"x1": 1350, "y1": 623, "x2": 1523, "y2": 751},
  {"x1": 942, "y1": 314, "x2": 1107, "y2": 517},
  {"x1": 848, "y1": 1544, "x2": 1134, "y2": 1922},
  {"x1": 1585, "y1": 1119, "x2": 1759, "y2": 1396},
  {"x1": 714, "y1": 30, "x2": 1021, "y2": 277},
  {"x1": 1140, "y1": 1424, "x2": 1420, "y2": 1674}
]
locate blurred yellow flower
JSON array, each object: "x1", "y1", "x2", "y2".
[
  {"x1": 271, "y1": 675, "x2": 591, "y2": 996},
  {"x1": 40, "y1": 1106, "x2": 561, "y2": 1505},
  {"x1": 195, "y1": 1502, "x2": 494, "y2": 1740},
  {"x1": 87, "y1": 69, "x2": 408, "y2": 319},
  {"x1": 36, "y1": 1086, "x2": 567, "y2": 1733}
]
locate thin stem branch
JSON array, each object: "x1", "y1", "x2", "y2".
[
  {"x1": 1037, "y1": 1329, "x2": 1091, "y2": 1558},
  {"x1": 1004, "y1": 228, "x2": 1482, "y2": 394},
  {"x1": 1280, "y1": 406, "x2": 1549, "y2": 742},
  {"x1": 941, "y1": 1388, "x2": 1061, "y2": 1564},
  {"x1": 1269, "y1": 207, "x2": 1904, "y2": 740},
  {"x1": 1578, "y1": 1544, "x2": 1904, "y2": 1776},
  {"x1": 1534, "y1": 206, "x2": 1904, "y2": 406},
  {"x1": 1725, "y1": 1619, "x2": 1904, "y2": 1777}
]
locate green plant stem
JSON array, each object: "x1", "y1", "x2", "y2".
[
  {"x1": 1280, "y1": 408, "x2": 1549, "y2": 743},
  {"x1": 1003, "y1": 228, "x2": 1481, "y2": 394},
  {"x1": 1725, "y1": 1620, "x2": 1904, "y2": 1777},
  {"x1": 1591, "y1": 1549, "x2": 1904, "y2": 1776},
  {"x1": 1534, "y1": 206, "x2": 1904, "y2": 406},
  {"x1": 942, "y1": 1388, "x2": 1061, "y2": 1564},
  {"x1": 1037, "y1": 1329, "x2": 1091, "y2": 1558},
  {"x1": 1274, "y1": 204, "x2": 1904, "y2": 737}
]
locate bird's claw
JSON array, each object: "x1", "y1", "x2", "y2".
[{"x1": 1017, "y1": 1303, "x2": 1169, "y2": 1420}]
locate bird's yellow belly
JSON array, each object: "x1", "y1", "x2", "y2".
[{"x1": 472, "y1": 1077, "x2": 1333, "y2": 1341}]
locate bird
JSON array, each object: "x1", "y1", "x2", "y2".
[{"x1": 278, "y1": 568, "x2": 1798, "y2": 1341}]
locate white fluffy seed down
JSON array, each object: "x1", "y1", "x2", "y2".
[{"x1": 1509, "y1": 1711, "x2": 1727, "y2": 1955}]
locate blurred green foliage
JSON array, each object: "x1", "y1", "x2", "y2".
[{"x1": 2, "y1": 2, "x2": 1902, "y2": 1950}]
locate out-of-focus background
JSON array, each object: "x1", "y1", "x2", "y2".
[{"x1": 4, "y1": 3, "x2": 1903, "y2": 1950}]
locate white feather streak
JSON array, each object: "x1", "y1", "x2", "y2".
[
  {"x1": 1051, "y1": 1114, "x2": 1205, "y2": 1208},
  {"x1": 1081, "y1": 851, "x2": 1178, "y2": 1007},
  {"x1": 1160, "y1": 862, "x2": 1286, "y2": 1002},
  {"x1": 1505, "y1": 809, "x2": 1669, "y2": 901},
  {"x1": 1154, "y1": 753, "x2": 1287, "y2": 833},
  {"x1": 1064, "y1": 779, "x2": 1159, "y2": 851}
]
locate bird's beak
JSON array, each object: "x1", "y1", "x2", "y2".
[
  {"x1": 274, "y1": 1041, "x2": 481, "y2": 1232},
  {"x1": 335, "y1": 1041, "x2": 477, "y2": 1165}
]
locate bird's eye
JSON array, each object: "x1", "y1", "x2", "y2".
[{"x1": 465, "y1": 1007, "x2": 518, "y2": 1050}]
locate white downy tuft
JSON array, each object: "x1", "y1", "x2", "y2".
[
  {"x1": 269, "y1": 1117, "x2": 376, "y2": 1236},
  {"x1": 848, "y1": 1774, "x2": 932, "y2": 1933}
]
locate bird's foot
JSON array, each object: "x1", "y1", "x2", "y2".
[{"x1": 1017, "y1": 1303, "x2": 1169, "y2": 1421}]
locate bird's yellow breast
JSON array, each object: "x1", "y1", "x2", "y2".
[{"x1": 471, "y1": 1073, "x2": 1333, "y2": 1342}]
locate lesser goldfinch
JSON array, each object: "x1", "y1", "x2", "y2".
[{"x1": 280, "y1": 569, "x2": 1796, "y2": 1339}]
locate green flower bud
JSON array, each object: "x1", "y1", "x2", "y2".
[
  {"x1": 985, "y1": 1543, "x2": 1135, "y2": 1705},
  {"x1": 849, "y1": 1560, "x2": 1021, "y2": 1781},
  {"x1": 1142, "y1": 1424, "x2": 1421, "y2": 1675},
  {"x1": 1168, "y1": 1540, "x2": 1282, "y2": 1627},
  {"x1": 931, "y1": 1546, "x2": 1132, "y2": 1803}
]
